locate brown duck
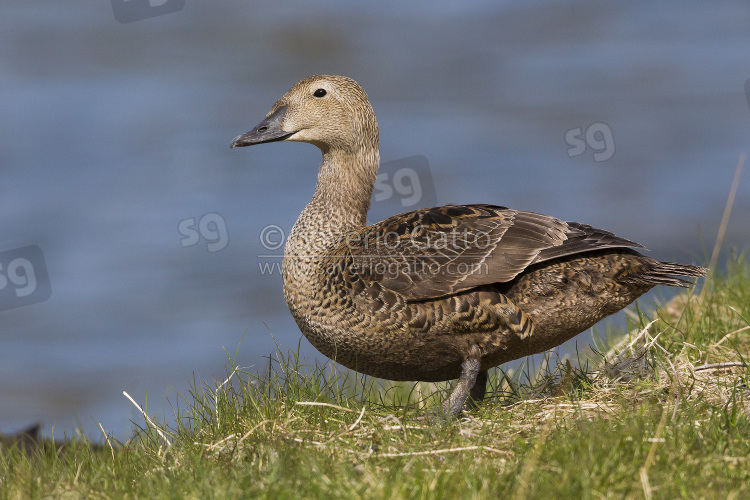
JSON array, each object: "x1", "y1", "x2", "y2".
[{"x1": 231, "y1": 75, "x2": 705, "y2": 417}]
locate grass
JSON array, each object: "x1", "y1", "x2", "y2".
[{"x1": 1, "y1": 252, "x2": 749, "y2": 499}]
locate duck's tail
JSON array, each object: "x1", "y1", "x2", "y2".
[{"x1": 622, "y1": 259, "x2": 707, "y2": 288}]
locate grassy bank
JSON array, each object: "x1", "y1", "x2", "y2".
[{"x1": 2, "y1": 253, "x2": 749, "y2": 499}]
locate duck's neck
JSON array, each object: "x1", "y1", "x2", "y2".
[
  {"x1": 288, "y1": 145, "x2": 379, "y2": 256},
  {"x1": 313, "y1": 147, "x2": 378, "y2": 227}
]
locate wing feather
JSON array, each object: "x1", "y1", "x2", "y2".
[{"x1": 336, "y1": 204, "x2": 642, "y2": 302}]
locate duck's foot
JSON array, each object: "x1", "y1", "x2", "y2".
[{"x1": 440, "y1": 349, "x2": 488, "y2": 418}]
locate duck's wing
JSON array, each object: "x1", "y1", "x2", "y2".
[
  {"x1": 531, "y1": 221, "x2": 644, "y2": 264},
  {"x1": 340, "y1": 204, "x2": 643, "y2": 302}
]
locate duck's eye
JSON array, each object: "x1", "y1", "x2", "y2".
[{"x1": 313, "y1": 88, "x2": 327, "y2": 98}]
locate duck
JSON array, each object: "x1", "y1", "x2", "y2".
[{"x1": 230, "y1": 75, "x2": 706, "y2": 417}]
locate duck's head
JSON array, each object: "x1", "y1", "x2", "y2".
[{"x1": 231, "y1": 75, "x2": 378, "y2": 154}]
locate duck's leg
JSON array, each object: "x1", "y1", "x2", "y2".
[
  {"x1": 441, "y1": 346, "x2": 485, "y2": 417},
  {"x1": 468, "y1": 369, "x2": 488, "y2": 407}
]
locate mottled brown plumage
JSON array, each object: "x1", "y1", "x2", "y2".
[{"x1": 231, "y1": 75, "x2": 705, "y2": 417}]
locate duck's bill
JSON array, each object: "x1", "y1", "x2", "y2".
[{"x1": 230, "y1": 105, "x2": 296, "y2": 148}]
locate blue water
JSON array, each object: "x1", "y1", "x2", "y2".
[{"x1": 1, "y1": 0, "x2": 749, "y2": 440}]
